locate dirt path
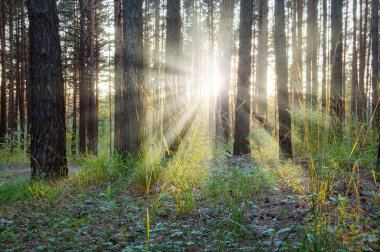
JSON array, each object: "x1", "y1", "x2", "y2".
[{"x1": 0, "y1": 164, "x2": 81, "y2": 185}]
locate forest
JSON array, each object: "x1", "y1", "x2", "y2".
[{"x1": 0, "y1": 0, "x2": 379, "y2": 250}]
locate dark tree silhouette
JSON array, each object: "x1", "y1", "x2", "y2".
[
  {"x1": 371, "y1": 0, "x2": 379, "y2": 124},
  {"x1": 117, "y1": 0, "x2": 145, "y2": 157},
  {"x1": 0, "y1": 0, "x2": 6, "y2": 142},
  {"x1": 233, "y1": 0, "x2": 253, "y2": 156},
  {"x1": 275, "y1": 0, "x2": 292, "y2": 159},
  {"x1": 256, "y1": 0, "x2": 268, "y2": 118},
  {"x1": 79, "y1": 0, "x2": 87, "y2": 155},
  {"x1": 114, "y1": 0, "x2": 123, "y2": 153},
  {"x1": 27, "y1": 0, "x2": 67, "y2": 179},
  {"x1": 330, "y1": 0, "x2": 343, "y2": 138},
  {"x1": 216, "y1": 0, "x2": 234, "y2": 144}
]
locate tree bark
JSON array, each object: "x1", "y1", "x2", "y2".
[
  {"x1": 79, "y1": 0, "x2": 87, "y2": 155},
  {"x1": 27, "y1": 0, "x2": 67, "y2": 179},
  {"x1": 256, "y1": 0, "x2": 268, "y2": 118},
  {"x1": 233, "y1": 0, "x2": 253, "y2": 156},
  {"x1": 114, "y1": 0, "x2": 123, "y2": 154},
  {"x1": 371, "y1": 0, "x2": 379, "y2": 125},
  {"x1": 163, "y1": 0, "x2": 181, "y2": 155},
  {"x1": 0, "y1": 0, "x2": 6, "y2": 142},
  {"x1": 296, "y1": 0, "x2": 303, "y2": 106},
  {"x1": 20, "y1": 0, "x2": 26, "y2": 147},
  {"x1": 118, "y1": 0, "x2": 145, "y2": 157},
  {"x1": 322, "y1": 0, "x2": 327, "y2": 109},
  {"x1": 330, "y1": 0, "x2": 343, "y2": 139},
  {"x1": 351, "y1": 0, "x2": 358, "y2": 115},
  {"x1": 87, "y1": 0, "x2": 97, "y2": 154},
  {"x1": 8, "y1": 0, "x2": 16, "y2": 137},
  {"x1": 275, "y1": 0, "x2": 292, "y2": 159},
  {"x1": 153, "y1": 0, "x2": 160, "y2": 141},
  {"x1": 358, "y1": 0, "x2": 369, "y2": 121},
  {"x1": 306, "y1": 0, "x2": 318, "y2": 109},
  {"x1": 216, "y1": 0, "x2": 234, "y2": 144}
]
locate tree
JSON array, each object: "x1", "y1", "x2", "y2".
[
  {"x1": 306, "y1": 0, "x2": 318, "y2": 109},
  {"x1": 27, "y1": 0, "x2": 67, "y2": 179},
  {"x1": 116, "y1": 0, "x2": 145, "y2": 157},
  {"x1": 114, "y1": 0, "x2": 123, "y2": 153},
  {"x1": 330, "y1": 0, "x2": 343, "y2": 138},
  {"x1": 8, "y1": 0, "x2": 16, "y2": 137},
  {"x1": 233, "y1": 0, "x2": 253, "y2": 156},
  {"x1": 163, "y1": 0, "x2": 181, "y2": 155},
  {"x1": 275, "y1": 0, "x2": 292, "y2": 159},
  {"x1": 321, "y1": 0, "x2": 327, "y2": 109},
  {"x1": 296, "y1": 0, "x2": 303, "y2": 108},
  {"x1": 371, "y1": 0, "x2": 379, "y2": 124},
  {"x1": 358, "y1": 0, "x2": 369, "y2": 121},
  {"x1": 88, "y1": 0, "x2": 97, "y2": 154},
  {"x1": 79, "y1": 0, "x2": 87, "y2": 155},
  {"x1": 351, "y1": 0, "x2": 358, "y2": 115},
  {"x1": 0, "y1": 0, "x2": 6, "y2": 142},
  {"x1": 216, "y1": 0, "x2": 234, "y2": 144},
  {"x1": 256, "y1": 0, "x2": 268, "y2": 118}
]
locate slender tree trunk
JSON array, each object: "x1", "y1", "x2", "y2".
[
  {"x1": 153, "y1": 0, "x2": 160, "y2": 140},
  {"x1": 8, "y1": 0, "x2": 16, "y2": 138},
  {"x1": 27, "y1": 0, "x2": 67, "y2": 179},
  {"x1": 322, "y1": 0, "x2": 327, "y2": 109},
  {"x1": 275, "y1": 0, "x2": 292, "y2": 159},
  {"x1": 291, "y1": 0, "x2": 298, "y2": 110},
  {"x1": 119, "y1": 0, "x2": 145, "y2": 157},
  {"x1": 0, "y1": 1, "x2": 6, "y2": 142},
  {"x1": 358, "y1": 0, "x2": 369, "y2": 121},
  {"x1": 330, "y1": 0, "x2": 343, "y2": 139},
  {"x1": 87, "y1": 0, "x2": 97, "y2": 154},
  {"x1": 351, "y1": 0, "x2": 358, "y2": 115},
  {"x1": 256, "y1": 0, "x2": 268, "y2": 118},
  {"x1": 306, "y1": 0, "x2": 318, "y2": 109},
  {"x1": 371, "y1": 0, "x2": 379, "y2": 125},
  {"x1": 233, "y1": 0, "x2": 253, "y2": 156},
  {"x1": 79, "y1": 0, "x2": 87, "y2": 155},
  {"x1": 163, "y1": 0, "x2": 181, "y2": 155},
  {"x1": 72, "y1": 53, "x2": 78, "y2": 156},
  {"x1": 296, "y1": 0, "x2": 303, "y2": 106},
  {"x1": 114, "y1": 0, "x2": 122, "y2": 153},
  {"x1": 20, "y1": 0, "x2": 26, "y2": 146},
  {"x1": 216, "y1": 0, "x2": 234, "y2": 144}
]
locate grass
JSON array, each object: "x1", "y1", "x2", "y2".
[{"x1": 0, "y1": 114, "x2": 379, "y2": 251}]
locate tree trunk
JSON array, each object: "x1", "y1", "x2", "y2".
[
  {"x1": 322, "y1": 0, "x2": 327, "y2": 109},
  {"x1": 216, "y1": 0, "x2": 234, "y2": 144},
  {"x1": 358, "y1": 0, "x2": 369, "y2": 121},
  {"x1": 153, "y1": 0, "x2": 160, "y2": 141},
  {"x1": 87, "y1": 0, "x2": 97, "y2": 154},
  {"x1": 330, "y1": 0, "x2": 343, "y2": 139},
  {"x1": 114, "y1": 0, "x2": 123, "y2": 153},
  {"x1": 163, "y1": 0, "x2": 181, "y2": 155},
  {"x1": 27, "y1": 0, "x2": 67, "y2": 179},
  {"x1": 0, "y1": 0, "x2": 6, "y2": 142},
  {"x1": 371, "y1": 0, "x2": 379, "y2": 125},
  {"x1": 8, "y1": 0, "x2": 16, "y2": 137},
  {"x1": 79, "y1": 0, "x2": 87, "y2": 155},
  {"x1": 256, "y1": 0, "x2": 268, "y2": 118},
  {"x1": 351, "y1": 0, "x2": 358, "y2": 115},
  {"x1": 296, "y1": 0, "x2": 303, "y2": 106},
  {"x1": 233, "y1": 0, "x2": 253, "y2": 156},
  {"x1": 118, "y1": 0, "x2": 145, "y2": 157},
  {"x1": 306, "y1": 0, "x2": 318, "y2": 109},
  {"x1": 275, "y1": 0, "x2": 292, "y2": 159},
  {"x1": 20, "y1": 0, "x2": 26, "y2": 147},
  {"x1": 291, "y1": 0, "x2": 298, "y2": 110}
]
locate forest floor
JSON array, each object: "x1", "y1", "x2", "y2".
[{"x1": 0, "y1": 148, "x2": 379, "y2": 251}]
